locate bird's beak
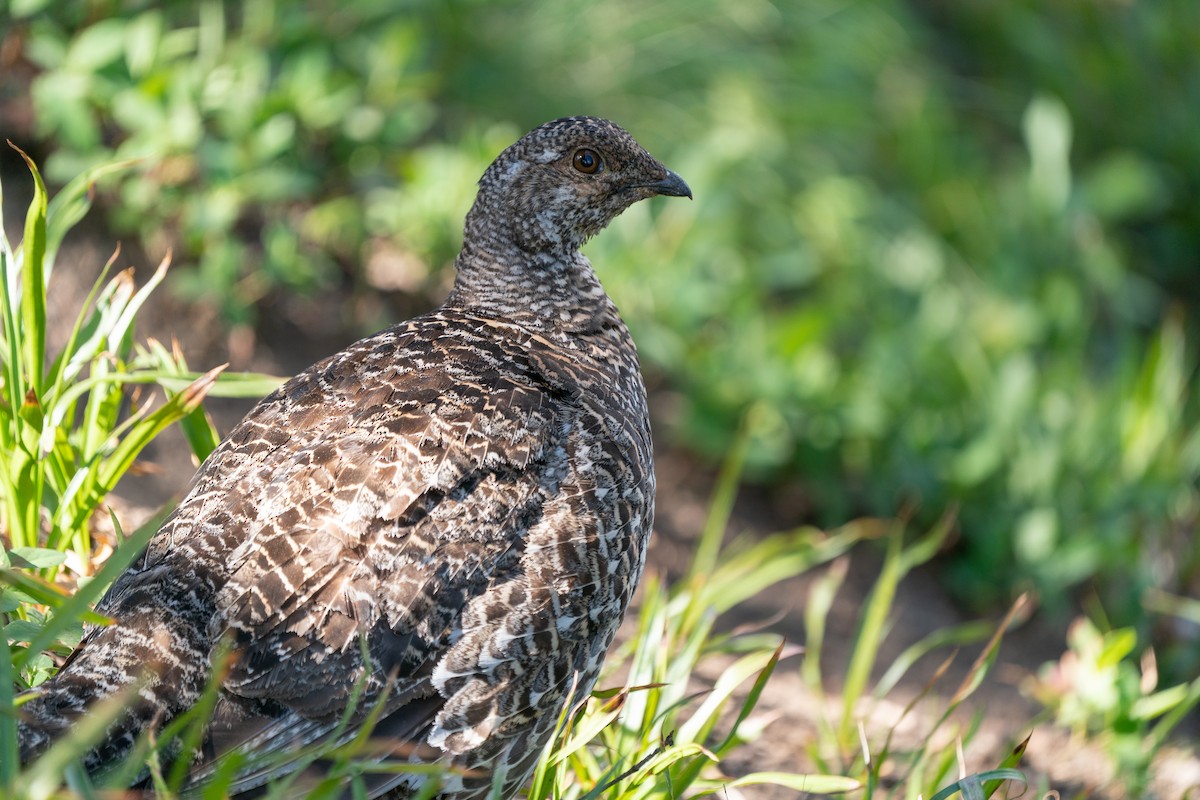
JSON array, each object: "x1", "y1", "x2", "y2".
[{"x1": 645, "y1": 169, "x2": 693, "y2": 199}]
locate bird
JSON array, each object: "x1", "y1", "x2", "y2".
[{"x1": 16, "y1": 116, "x2": 691, "y2": 798}]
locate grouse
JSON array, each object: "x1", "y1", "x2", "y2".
[{"x1": 16, "y1": 116, "x2": 691, "y2": 798}]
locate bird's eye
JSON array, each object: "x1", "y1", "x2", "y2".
[{"x1": 572, "y1": 149, "x2": 603, "y2": 174}]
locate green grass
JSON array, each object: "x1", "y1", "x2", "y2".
[
  {"x1": 0, "y1": 155, "x2": 1046, "y2": 800},
  {"x1": 0, "y1": 150, "x2": 282, "y2": 797},
  {"x1": 3, "y1": 3, "x2": 1200, "y2": 790},
  {"x1": 3, "y1": 0, "x2": 1197, "y2": 657}
]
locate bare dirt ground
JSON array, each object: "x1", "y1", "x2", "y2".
[{"x1": 12, "y1": 182, "x2": 1200, "y2": 799}]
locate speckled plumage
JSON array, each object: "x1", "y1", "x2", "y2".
[{"x1": 17, "y1": 116, "x2": 690, "y2": 798}]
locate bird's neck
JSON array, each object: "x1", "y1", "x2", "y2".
[{"x1": 446, "y1": 233, "x2": 620, "y2": 339}]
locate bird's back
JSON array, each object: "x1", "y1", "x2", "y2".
[
  {"x1": 17, "y1": 114, "x2": 687, "y2": 800},
  {"x1": 25, "y1": 306, "x2": 654, "y2": 798}
]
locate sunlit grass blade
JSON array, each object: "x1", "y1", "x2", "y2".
[
  {"x1": 93, "y1": 364, "x2": 226, "y2": 495},
  {"x1": 668, "y1": 641, "x2": 789, "y2": 792},
  {"x1": 142, "y1": 339, "x2": 223, "y2": 462},
  {"x1": 0, "y1": 632, "x2": 18, "y2": 793},
  {"x1": 839, "y1": 516, "x2": 955, "y2": 749},
  {"x1": 153, "y1": 369, "x2": 287, "y2": 398},
  {"x1": 0, "y1": 570, "x2": 110, "y2": 629},
  {"x1": 946, "y1": 594, "x2": 1029, "y2": 709},
  {"x1": 839, "y1": 525, "x2": 902, "y2": 749},
  {"x1": 927, "y1": 769, "x2": 1025, "y2": 800},
  {"x1": 715, "y1": 639, "x2": 784, "y2": 752},
  {"x1": 682, "y1": 520, "x2": 871, "y2": 619},
  {"x1": 527, "y1": 674, "x2": 583, "y2": 798},
  {"x1": 802, "y1": 556, "x2": 848, "y2": 693},
  {"x1": 0, "y1": 202, "x2": 24, "y2": 422},
  {"x1": 40, "y1": 245, "x2": 121, "y2": 441},
  {"x1": 676, "y1": 647, "x2": 778, "y2": 745},
  {"x1": 9, "y1": 508, "x2": 162, "y2": 675},
  {"x1": 694, "y1": 770, "x2": 861, "y2": 796},
  {"x1": 162, "y1": 643, "x2": 237, "y2": 790},
  {"x1": 873, "y1": 621, "x2": 993, "y2": 700},
  {"x1": 554, "y1": 693, "x2": 625, "y2": 767},
  {"x1": 686, "y1": 411, "x2": 750, "y2": 585},
  {"x1": 618, "y1": 575, "x2": 669, "y2": 740},
  {"x1": 1143, "y1": 586, "x2": 1200, "y2": 626},
  {"x1": 982, "y1": 734, "x2": 1028, "y2": 798},
  {"x1": 876, "y1": 648, "x2": 958, "y2": 775},
  {"x1": 891, "y1": 593, "x2": 1028, "y2": 794},
  {"x1": 1146, "y1": 673, "x2": 1200, "y2": 755},
  {"x1": 10, "y1": 142, "x2": 47, "y2": 397}
]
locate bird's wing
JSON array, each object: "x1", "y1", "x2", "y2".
[{"x1": 162, "y1": 319, "x2": 580, "y2": 791}]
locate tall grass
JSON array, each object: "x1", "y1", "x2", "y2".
[
  {"x1": 0, "y1": 146, "x2": 279, "y2": 685},
  {"x1": 0, "y1": 148, "x2": 282, "y2": 799}
]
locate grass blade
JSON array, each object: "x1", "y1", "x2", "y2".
[
  {"x1": 686, "y1": 412, "x2": 751, "y2": 583},
  {"x1": 928, "y1": 769, "x2": 1025, "y2": 800},
  {"x1": 0, "y1": 632, "x2": 18, "y2": 792},
  {"x1": 802, "y1": 556, "x2": 848, "y2": 693},
  {"x1": 698, "y1": 771, "x2": 860, "y2": 795},
  {"x1": 946, "y1": 594, "x2": 1029, "y2": 709},
  {"x1": 10, "y1": 143, "x2": 47, "y2": 396},
  {"x1": 874, "y1": 621, "x2": 993, "y2": 700},
  {"x1": 839, "y1": 526, "x2": 902, "y2": 747},
  {"x1": 983, "y1": 735, "x2": 1029, "y2": 798},
  {"x1": 92, "y1": 364, "x2": 226, "y2": 497},
  {"x1": 676, "y1": 648, "x2": 777, "y2": 744},
  {"x1": 9, "y1": 508, "x2": 163, "y2": 673}
]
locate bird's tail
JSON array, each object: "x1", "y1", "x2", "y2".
[{"x1": 17, "y1": 569, "x2": 213, "y2": 773}]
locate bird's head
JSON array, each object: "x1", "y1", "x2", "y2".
[{"x1": 469, "y1": 116, "x2": 691, "y2": 257}]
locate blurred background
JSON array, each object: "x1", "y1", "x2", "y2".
[{"x1": 1, "y1": 0, "x2": 1198, "y2": 790}]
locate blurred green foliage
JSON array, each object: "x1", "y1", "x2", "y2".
[
  {"x1": 1026, "y1": 615, "x2": 1200, "y2": 796},
  {"x1": 1, "y1": 1, "x2": 1198, "y2": 673}
]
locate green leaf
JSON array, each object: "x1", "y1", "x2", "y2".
[
  {"x1": 0, "y1": 632, "x2": 18, "y2": 793},
  {"x1": 12, "y1": 143, "x2": 47, "y2": 396},
  {"x1": 93, "y1": 364, "x2": 226, "y2": 497},
  {"x1": 874, "y1": 620, "x2": 993, "y2": 699},
  {"x1": 803, "y1": 556, "x2": 847, "y2": 692},
  {"x1": 10, "y1": 0, "x2": 52, "y2": 17},
  {"x1": 686, "y1": 411, "x2": 751, "y2": 584},
  {"x1": 0, "y1": 570, "x2": 110, "y2": 633},
  {"x1": 983, "y1": 735, "x2": 1029, "y2": 798},
  {"x1": 698, "y1": 771, "x2": 861, "y2": 795},
  {"x1": 157, "y1": 370, "x2": 285, "y2": 398},
  {"x1": 1146, "y1": 674, "x2": 1200, "y2": 754},
  {"x1": 178, "y1": 404, "x2": 223, "y2": 464},
  {"x1": 3, "y1": 618, "x2": 44, "y2": 643},
  {"x1": 6, "y1": 547, "x2": 68, "y2": 570},
  {"x1": 929, "y1": 769, "x2": 1026, "y2": 800},
  {"x1": 677, "y1": 648, "x2": 777, "y2": 745},
  {"x1": 550, "y1": 695, "x2": 624, "y2": 765},
  {"x1": 9, "y1": 508, "x2": 163, "y2": 673},
  {"x1": 939, "y1": 595, "x2": 1030, "y2": 725},
  {"x1": 65, "y1": 18, "x2": 128, "y2": 70},
  {"x1": 715, "y1": 640, "x2": 784, "y2": 753},
  {"x1": 124, "y1": 10, "x2": 163, "y2": 77},
  {"x1": 840, "y1": 526, "x2": 903, "y2": 745}
]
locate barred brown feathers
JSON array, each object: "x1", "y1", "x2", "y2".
[{"x1": 16, "y1": 116, "x2": 691, "y2": 798}]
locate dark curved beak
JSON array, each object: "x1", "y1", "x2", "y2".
[{"x1": 645, "y1": 169, "x2": 693, "y2": 199}]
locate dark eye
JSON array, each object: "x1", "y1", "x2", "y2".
[{"x1": 572, "y1": 148, "x2": 603, "y2": 174}]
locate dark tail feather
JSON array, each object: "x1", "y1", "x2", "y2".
[{"x1": 17, "y1": 569, "x2": 212, "y2": 773}]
